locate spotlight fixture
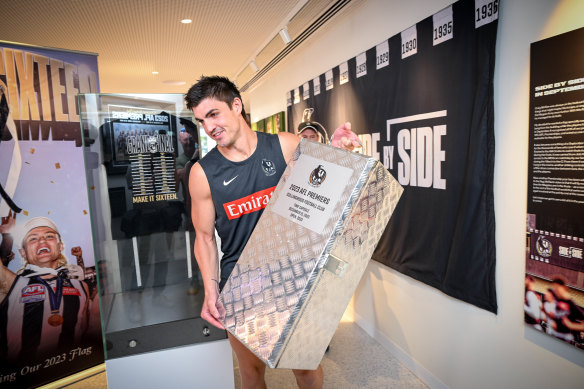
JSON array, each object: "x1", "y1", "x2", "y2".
[
  {"x1": 181, "y1": 19, "x2": 192, "y2": 24},
  {"x1": 250, "y1": 60, "x2": 259, "y2": 73},
  {"x1": 152, "y1": 71, "x2": 159, "y2": 75},
  {"x1": 279, "y1": 27, "x2": 291, "y2": 44}
]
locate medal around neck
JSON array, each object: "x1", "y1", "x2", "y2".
[
  {"x1": 35, "y1": 276, "x2": 65, "y2": 327},
  {"x1": 48, "y1": 312, "x2": 64, "y2": 326},
  {"x1": 218, "y1": 139, "x2": 403, "y2": 369}
]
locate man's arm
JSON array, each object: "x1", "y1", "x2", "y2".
[
  {"x1": 562, "y1": 316, "x2": 584, "y2": 331},
  {"x1": 189, "y1": 162, "x2": 225, "y2": 329},
  {"x1": 277, "y1": 132, "x2": 301, "y2": 162},
  {"x1": 81, "y1": 280, "x2": 91, "y2": 334},
  {"x1": 0, "y1": 265, "x2": 16, "y2": 304}
]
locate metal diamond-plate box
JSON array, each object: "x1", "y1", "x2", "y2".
[{"x1": 218, "y1": 140, "x2": 403, "y2": 369}]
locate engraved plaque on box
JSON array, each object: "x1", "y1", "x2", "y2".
[{"x1": 218, "y1": 140, "x2": 403, "y2": 369}]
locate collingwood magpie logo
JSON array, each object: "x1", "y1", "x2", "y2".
[
  {"x1": 536, "y1": 235, "x2": 552, "y2": 257},
  {"x1": 147, "y1": 136, "x2": 158, "y2": 153},
  {"x1": 308, "y1": 165, "x2": 327, "y2": 187},
  {"x1": 261, "y1": 159, "x2": 276, "y2": 176}
]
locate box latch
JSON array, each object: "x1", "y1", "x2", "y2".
[{"x1": 323, "y1": 254, "x2": 348, "y2": 277}]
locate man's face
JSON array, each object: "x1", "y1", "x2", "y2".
[
  {"x1": 193, "y1": 97, "x2": 242, "y2": 148},
  {"x1": 552, "y1": 283, "x2": 571, "y2": 300},
  {"x1": 300, "y1": 128, "x2": 319, "y2": 141},
  {"x1": 19, "y1": 226, "x2": 63, "y2": 268}
]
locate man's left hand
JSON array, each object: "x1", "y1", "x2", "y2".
[{"x1": 71, "y1": 246, "x2": 83, "y2": 257}]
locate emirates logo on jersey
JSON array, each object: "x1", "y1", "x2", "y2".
[
  {"x1": 63, "y1": 286, "x2": 81, "y2": 296},
  {"x1": 223, "y1": 186, "x2": 276, "y2": 220}
]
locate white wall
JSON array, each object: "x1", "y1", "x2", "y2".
[{"x1": 245, "y1": 0, "x2": 584, "y2": 388}]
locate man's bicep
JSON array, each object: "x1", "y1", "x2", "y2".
[
  {"x1": 278, "y1": 132, "x2": 300, "y2": 163},
  {"x1": 0, "y1": 267, "x2": 16, "y2": 300},
  {"x1": 189, "y1": 164, "x2": 216, "y2": 238}
]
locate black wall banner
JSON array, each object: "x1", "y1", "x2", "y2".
[
  {"x1": 287, "y1": 0, "x2": 499, "y2": 313},
  {"x1": 524, "y1": 27, "x2": 584, "y2": 350}
]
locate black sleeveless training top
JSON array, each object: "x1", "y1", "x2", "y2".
[{"x1": 198, "y1": 132, "x2": 287, "y2": 286}]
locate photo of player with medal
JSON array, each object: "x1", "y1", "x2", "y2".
[{"x1": 0, "y1": 216, "x2": 90, "y2": 364}]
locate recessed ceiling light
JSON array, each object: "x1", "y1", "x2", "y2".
[
  {"x1": 181, "y1": 19, "x2": 192, "y2": 24},
  {"x1": 152, "y1": 71, "x2": 159, "y2": 75}
]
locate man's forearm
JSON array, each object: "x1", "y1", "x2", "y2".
[
  {"x1": 0, "y1": 233, "x2": 14, "y2": 267},
  {"x1": 194, "y1": 234, "x2": 220, "y2": 294}
]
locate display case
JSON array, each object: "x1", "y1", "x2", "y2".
[{"x1": 78, "y1": 94, "x2": 233, "y2": 387}]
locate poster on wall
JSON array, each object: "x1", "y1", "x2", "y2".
[
  {"x1": 256, "y1": 118, "x2": 265, "y2": 133},
  {"x1": 287, "y1": 0, "x2": 498, "y2": 313},
  {"x1": 524, "y1": 27, "x2": 584, "y2": 349},
  {"x1": 0, "y1": 42, "x2": 104, "y2": 388},
  {"x1": 274, "y1": 111, "x2": 285, "y2": 133},
  {"x1": 265, "y1": 115, "x2": 274, "y2": 134},
  {"x1": 253, "y1": 112, "x2": 285, "y2": 135}
]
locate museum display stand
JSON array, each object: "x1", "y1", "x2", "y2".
[{"x1": 78, "y1": 93, "x2": 233, "y2": 388}]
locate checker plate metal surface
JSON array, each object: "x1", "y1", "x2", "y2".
[{"x1": 218, "y1": 140, "x2": 403, "y2": 369}]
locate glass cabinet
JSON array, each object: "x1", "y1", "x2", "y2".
[{"x1": 78, "y1": 93, "x2": 226, "y2": 360}]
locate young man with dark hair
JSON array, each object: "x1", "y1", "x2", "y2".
[{"x1": 185, "y1": 76, "x2": 360, "y2": 389}]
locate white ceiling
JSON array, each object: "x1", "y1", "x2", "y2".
[{"x1": 0, "y1": 0, "x2": 335, "y2": 94}]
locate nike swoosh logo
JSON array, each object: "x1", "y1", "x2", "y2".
[{"x1": 223, "y1": 176, "x2": 238, "y2": 186}]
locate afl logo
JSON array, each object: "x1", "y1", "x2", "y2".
[
  {"x1": 535, "y1": 235, "x2": 552, "y2": 257},
  {"x1": 261, "y1": 159, "x2": 276, "y2": 176},
  {"x1": 309, "y1": 165, "x2": 327, "y2": 187}
]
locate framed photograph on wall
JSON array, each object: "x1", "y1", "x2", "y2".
[{"x1": 274, "y1": 111, "x2": 285, "y2": 133}]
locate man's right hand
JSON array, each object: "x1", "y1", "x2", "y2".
[
  {"x1": 201, "y1": 287, "x2": 226, "y2": 330},
  {"x1": 0, "y1": 210, "x2": 15, "y2": 234},
  {"x1": 330, "y1": 122, "x2": 362, "y2": 151}
]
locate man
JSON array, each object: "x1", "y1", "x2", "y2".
[
  {"x1": 175, "y1": 120, "x2": 202, "y2": 295},
  {"x1": 297, "y1": 114, "x2": 328, "y2": 144},
  {"x1": 0, "y1": 217, "x2": 89, "y2": 363},
  {"x1": 548, "y1": 276, "x2": 584, "y2": 343},
  {"x1": 185, "y1": 76, "x2": 360, "y2": 389},
  {"x1": 298, "y1": 126, "x2": 320, "y2": 142},
  {"x1": 297, "y1": 108, "x2": 330, "y2": 144},
  {"x1": 524, "y1": 275, "x2": 542, "y2": 330},
  {"x1": 176, "y1": 119, "x2": 200, "y2": 170}
]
